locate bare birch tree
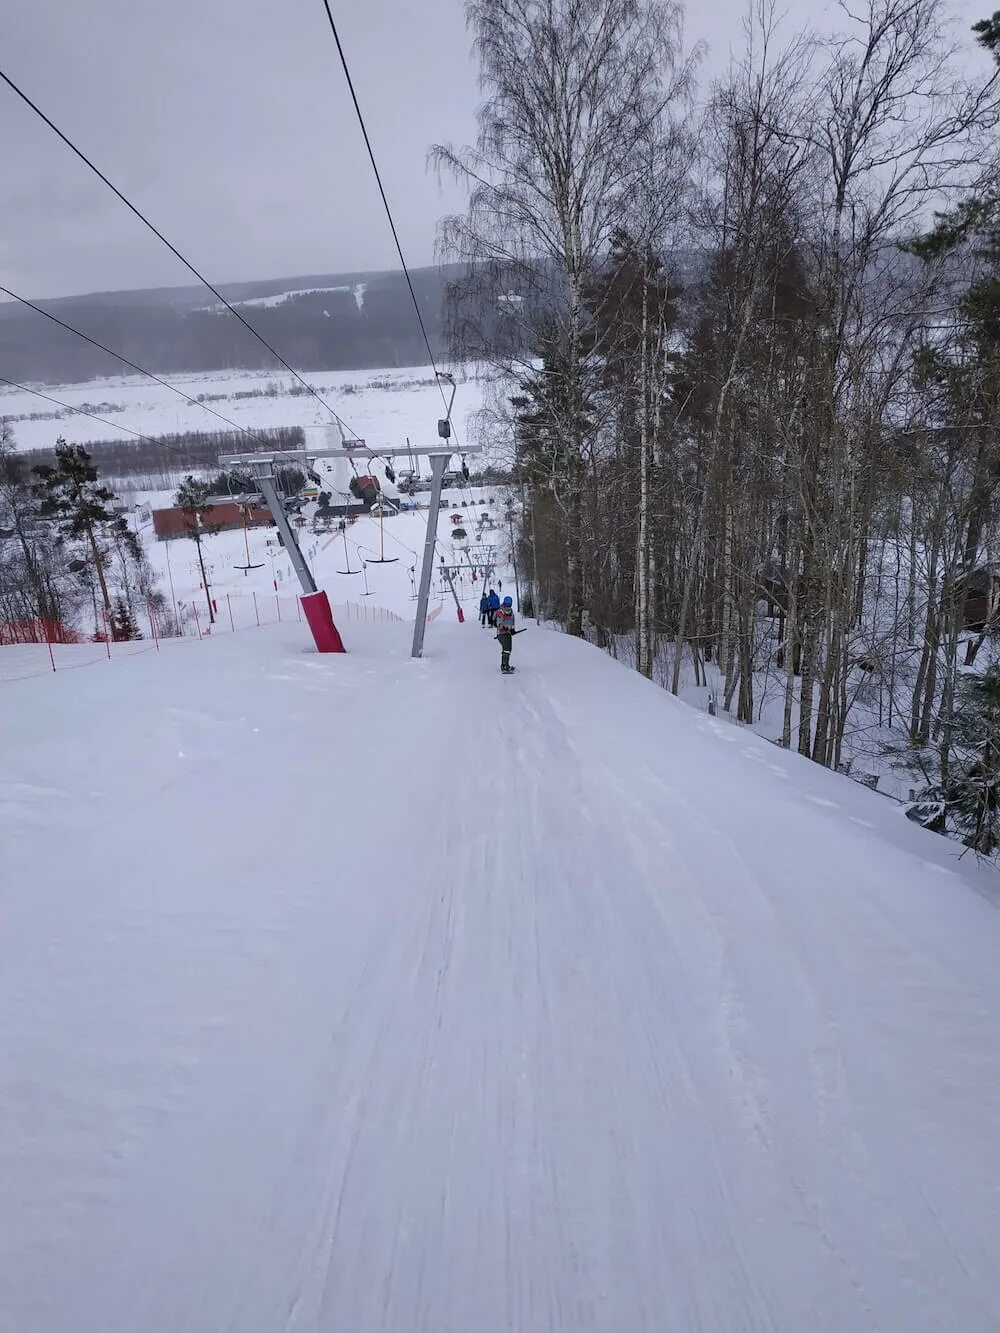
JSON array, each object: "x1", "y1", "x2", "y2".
[{"x1": 434, "y1": 0, "x2": 694, "y2": 635}]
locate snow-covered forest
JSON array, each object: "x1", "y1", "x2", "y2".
[{"x1": 438, "y1": 0, "x2": 1000, "y2": 853}]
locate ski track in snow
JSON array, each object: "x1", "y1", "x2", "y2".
[{"x1": 2, "y1": 622, "x2": 1000, "y2": 1331}]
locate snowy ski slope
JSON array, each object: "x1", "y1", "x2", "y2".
[{"x1": 2, "y1": 619, "x2": 1000, "y2": 1331}]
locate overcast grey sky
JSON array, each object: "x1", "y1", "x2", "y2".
[{"x1": 1, "y1": 0, "x2": 994, "y2": 299}]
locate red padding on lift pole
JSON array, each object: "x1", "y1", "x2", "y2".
[
  {"x1": 457, "y1": 606, "x2": 465, "y2": 623},
  {"x1": 301, "y1": 590, "x2": 346, "y2": 653}
]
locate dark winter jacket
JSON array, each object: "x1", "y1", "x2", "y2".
[
  {"x1": 480, "y1": 594, "x2": 490, "y2": 613},
  {"x1": 487, "y1": 591, "x2": 501, "y2": 610},
  {"x1": 495, "y1": 605, "x2": 515, "y2": 634}
]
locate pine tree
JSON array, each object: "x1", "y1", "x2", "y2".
[
  {"x1": 0, "y1": 425, "x2": 70, "y2": 634},
  {"x1": 33, "y1": 441, "x2": 119, "y2": 619},
  {"x1": 109, "y1": 596, "x2": 141, "y2": 643},
  {"x1": 107, "y1": 513, "x2": 152, "y2": 627},
  {"x1": 175, "y1": 475, "x2": 219, "y2": 624},
  {"x1": 944, "y1": 665, "x2": 1000, "y2": 853},
  {"x1": 510, "y1": 343, "x2": 593, "y2": 629}
]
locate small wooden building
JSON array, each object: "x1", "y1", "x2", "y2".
[{"x1": 152, "y1": 501, "x2": 273, "y2": 542}]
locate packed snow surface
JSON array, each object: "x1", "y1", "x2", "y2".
[{"x1": 2, "y1": 620, "x2": 1000, "y2": 1331}]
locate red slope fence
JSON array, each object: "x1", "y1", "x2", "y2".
[{"x1": 0, "y1": 591, "x2": 406, "y2": 685}]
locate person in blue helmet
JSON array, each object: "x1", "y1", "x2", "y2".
[
  {"x1": 486, "y1": 587, "x2": 500, "y2": 627},
  {"x1": 495, "y1": 595, "x2": 517, "y2": 673},
  {"x1": 479, "y1": 590, "x2": 490, "y2": 626}
]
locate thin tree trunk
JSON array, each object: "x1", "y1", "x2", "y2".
[
  {"x1": 84, "y1": 519, "x2": 112, "y2": 616},
  {"x1": 938, "y1": 603, "x2": 959, "y2": 789},
  {"x1": 636, "y1": 274, "x2": 652, "y2": 677},
  {"x1": 720, "y1": 494, "x2": 735, "y2": 691},
  {"x1": 565, "y1": 262, "x2": 585, "y2": 639},
  {"x1": 782, "y1": 538, "x2": 799, "y2": 749},
  {"x1": 798, "y1": 615, "x2": 817, "y2": 757},
  {"x1": 672, "y1": 258, "x2": 762, "y2": 694},
  {"x1": 194, "y1": 532, "x2": 215, "y2": 624},
  {"x1": 907, "y1": 496, "x2": 918, "y2": 646}
]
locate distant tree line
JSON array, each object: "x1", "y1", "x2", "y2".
[{"x1": 16, "y1": 426, "x2": 304, "y2": 491}]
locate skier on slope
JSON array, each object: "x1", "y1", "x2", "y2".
[
  {"x1": 495, "y1": 596, "x2": 518, "y2": 673},
  {"x1": 487, "y1": 587, "x2": 500, "y2": 627},
  {"x1": 479, "y1": 591, "x2": 490, "y2": 627}
]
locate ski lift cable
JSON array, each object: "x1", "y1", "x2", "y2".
[
  {"x1": 313, "y1": 474, "x2": 420, "y2": 562},
  {"x1": 368, "y1": 508, "x2": 399, "y2": 563},
  {"x1": 457, "y1": 463, "x2": 477, "y2": 513},
  {"x1": 0, "y1": 68, "x2": 359, "y2": 441},
  {"x1": 316, "y1": 1, "x2": 457, "y2": 435},
  {"x1": 374, "y1": 520, "x2": 417, "y2": 559},
  {"x1": 336, "y1": 532, "x2": 362, "y2": 575},
  {"x1": 0, "y1": 285, "x2": 294, "y2": 459},
  {"x1": 327, "y1": 477, "x2": 418, "y2": 559}
]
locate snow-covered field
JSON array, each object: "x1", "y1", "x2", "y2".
[
  {"x1": 3, "y1": 613, "x2": 1000, "y2": 1331},
  {"x1": 0, "y1": 364, "x2": 486, "y2": 457},
  {"x1": 215, "y1": 283, "x2": 368, "y2": 311}
]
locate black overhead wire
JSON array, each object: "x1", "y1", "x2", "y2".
[
  {"x1": 317, "y1": 0, "x2": 458, "y2": 435},
  {"x1": 1, "y1": 284, "x2": 286, "y2": 453},
  {"x1": 0, "y1": 67, "x2": 358, "y2": 440}
]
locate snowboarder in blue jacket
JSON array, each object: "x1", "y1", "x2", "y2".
[
  {"x1": 479, "y1": 592, "x2": 490, "y2": 626},
  {"x1": 487, "y1": 588, "x2": 500, "y2": 627},
  {"x1": 495, "y1": 596, "x2": 516, "y2": 672}
]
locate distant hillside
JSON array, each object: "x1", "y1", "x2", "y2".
[{"x1": 0, "y1": 267, "x2": 459, "y2": 385}]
